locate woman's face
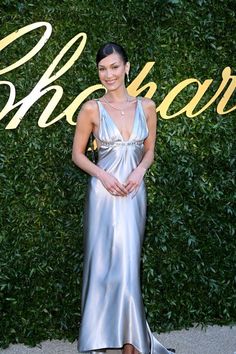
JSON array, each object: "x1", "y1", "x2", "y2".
[{"x1": 97, "y1": 52, "x2": 129, "y2": 92}]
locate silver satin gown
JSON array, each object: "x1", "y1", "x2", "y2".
[{"x1": 77, "y1": 97, "x2": 172, "y2": 354}]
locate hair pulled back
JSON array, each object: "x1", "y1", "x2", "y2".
[{"x1": 96, "y1": 42, "x2": 128, "y2": 66}]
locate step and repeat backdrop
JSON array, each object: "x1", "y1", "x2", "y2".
[{"x1": 0, "y1": 0, "x2": 235, "y2": 348}]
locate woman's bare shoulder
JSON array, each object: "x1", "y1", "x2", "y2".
[
  {"x1": 139, "y1": 96, "x2": 156, "y2": 109},
  {"x1": 77, "y1": 100, "x2": 99, "y2": 124},
  {"x1": 80, "y1": 99, "x2": 99, "y2": 114},
  {"x1": 138, "y1": 97, "x2": 156, "y2": 121}
]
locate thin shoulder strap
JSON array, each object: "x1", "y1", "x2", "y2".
[
  {"x1": 93, "y1": 98, "x2": 102, "y2": 111},
  {"x1": 136, "y1": 96, "x2": 142, "y2": 107},
  {"x1": 92, "y1": 98, "x2": 102, "y2": 112},
  {"x1": 136, "y1": 96, "x2": 142, "y2": 108},
  {"x1": 92, "y1": 99, "x2": 102, "y2": 131}
]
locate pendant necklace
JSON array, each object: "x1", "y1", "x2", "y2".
[{"x1": 103, "y1": 95, "x2": 130, "y2": 117}]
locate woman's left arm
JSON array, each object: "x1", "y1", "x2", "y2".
[{"x1": 124, "y1": 98, "x2": 157, "y2": 195}]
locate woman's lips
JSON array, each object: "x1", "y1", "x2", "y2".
[{"x1": 106, "y1": 79, "x2": 116, "y2": 85}]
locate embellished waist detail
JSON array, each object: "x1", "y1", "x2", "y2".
[{"x1": 99, "y1": 140, "x2": 144, "y2": 147}]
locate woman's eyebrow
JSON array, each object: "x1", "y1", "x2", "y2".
[{"x1": 98, "y1": 61, "x2": 119, "y2": 68}]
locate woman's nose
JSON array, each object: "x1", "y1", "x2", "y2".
[{"x1": 106, "y1": 69, "x2": 113, "y2": 78}]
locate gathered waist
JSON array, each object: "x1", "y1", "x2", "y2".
[
  {"x1": 99, "y1": 140, "x2": 144, "y2": 147},
  {"x1": 93, "y1": 133, "x2": 144, "y2": 147}
]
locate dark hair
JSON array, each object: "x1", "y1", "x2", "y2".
[{"x1": 96, "y1": 42, "x2": 128, "y2": 66}]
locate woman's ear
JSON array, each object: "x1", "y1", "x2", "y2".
[{"x1": 125, "y1": 61, "x2": 130, "y2": 76}]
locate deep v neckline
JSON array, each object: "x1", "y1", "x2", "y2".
[{"x1": 98, "y1": 98, "x2": 139, "y2": 142}]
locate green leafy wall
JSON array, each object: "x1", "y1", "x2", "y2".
[{"x1": 0, "y1": 0, "x2": 235, "y2": 348}]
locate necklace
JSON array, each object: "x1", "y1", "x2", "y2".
[{"x1": 103, "y1": 95, "x2": 130, "y2": 117}]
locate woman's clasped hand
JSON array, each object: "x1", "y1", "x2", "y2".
[{"x1": 97, "y1": 165, "x2": 146, "y2": 197}]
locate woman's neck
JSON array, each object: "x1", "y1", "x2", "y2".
[{"x1": 105, "y1": 87, "x2": 130, "y2": 102}]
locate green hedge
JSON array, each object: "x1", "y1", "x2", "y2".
[{"x1": 0, "y1": 0, "x2": 235, "y2": 348}]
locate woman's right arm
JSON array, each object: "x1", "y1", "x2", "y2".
[
  {"x1": 72, "y1": 100, "x2": 104, "y2": 178},
  {"x1": 72, "y1": 101, "x2": 128, "y2": 196}
]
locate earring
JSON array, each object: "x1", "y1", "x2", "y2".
[{"x1": 126, "y1": 72, "x2": 130, "y2": 83}]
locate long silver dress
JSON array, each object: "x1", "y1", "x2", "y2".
[{"x1": 77, "y1": 97, "x2": 171, "y2": 354}]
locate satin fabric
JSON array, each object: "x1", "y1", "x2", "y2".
[{"x1": 77, "y1": 97, "x2": 171, "y2": 354}]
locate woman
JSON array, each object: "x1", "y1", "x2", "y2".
[{"x1": 72, "y1": 43, "x2": 175, "y2": 354}]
